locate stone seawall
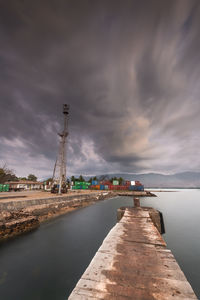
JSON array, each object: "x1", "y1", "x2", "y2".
[
  {"x1": 0, "y1": 192, "x2": 113, "y2": 211},
  {"x1": 0, "y1": 211, "x2": 39, "y2": 240}
]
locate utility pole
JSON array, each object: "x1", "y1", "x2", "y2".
[{"x1": 52, "y1": 104, "x2": 69, "y2": 194}]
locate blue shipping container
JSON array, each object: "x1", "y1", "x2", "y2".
[
  {"x1": 92, "y1": 180, "x2": 98, "y2": 185},
  {"x1": 100, "y1": 185, "x2": 105, "y2": 190},
  {"x1": 129, "y1": 185, "x2": 144, "y2": 191}
]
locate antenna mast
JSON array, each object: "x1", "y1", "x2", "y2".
[{"x1": 52, "y1": 104, "x2": 69, "y2": 194}]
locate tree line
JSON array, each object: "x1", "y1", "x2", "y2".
[
  {"x1": 0, "y1": 165, "x2": 37, "y2": 184},
  {"x1": 70, "y1": 175, "x2": 124, "y2": 185}
]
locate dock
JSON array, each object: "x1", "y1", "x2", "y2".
[{"x1": 69, "y1": 206, "x2": 197, "y2": 299}]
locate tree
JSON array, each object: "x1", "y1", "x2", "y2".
[
  {"x1": 119, "y1": 177, "x2": 124, "y2": 185},
  {"x1": 28, "y1": 174, "x2": 37, "y2": 182},
  {"x1": 70, "y1": 176, "x2": 76, "y2": 183},
  {"x1": 19, "y1": 177, "x2": 27, "y2": 180},
  {"x1": 88, "y1": 177, "x2": 93, "y2": 183},
  {"x1": 45, "y1": 178, "x2": 53, "y2": 185},
  {"x1": 0, "y1": 164, "x2": 18, "y2": 184},
  {"x1": 78, "y1": 175, "x2": 85, "y2": 182}
]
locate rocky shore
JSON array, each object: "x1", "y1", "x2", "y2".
[{"x1": 0, "y1": 211, "x2": 39, "y2": 240}]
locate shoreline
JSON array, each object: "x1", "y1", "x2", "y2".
[
  {"x1": 0, "y1": 191, "x2": 114, "y2": 241},
  {"x1": 0, "y1": 190, "x2": 156, "y2": 241}
]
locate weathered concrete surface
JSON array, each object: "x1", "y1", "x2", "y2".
[
  {"x1": 117, "y1": 206, "x2": 162, "y2": 234},
  {"x1": 69, "y1": 208, "x2": 197, "y2": 300}
]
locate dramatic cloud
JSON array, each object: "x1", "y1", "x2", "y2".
[{"x1": 1, "y1": 0, "x2": 200, "y2": 178}]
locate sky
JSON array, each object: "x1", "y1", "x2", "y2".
[{"x1": 1, "y1": 0, "x2": 200, "y2": 179}]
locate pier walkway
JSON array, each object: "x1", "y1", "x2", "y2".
[{"x1": 69, "y1": 207, "x2": 197, "y2": 299}]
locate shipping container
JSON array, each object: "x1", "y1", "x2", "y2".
[
  {"x1": 125, "y1": 181, "x2": 131, "y2": 186},
  {"x1": 100, "y1": 181, "x2": 110, "y2": 185},
  {"x1": 92, "y1": 180, "x2": 98, "y2": 185},
  {"x1": 3, "y1": 184, "x2": 9, "y2": 192},
  {"x1": 0, "y1": 184, "x2": 3, "y2": 192},
  {"x1": 73, "y1": 186, "x2": 80, "y2": 189},
  {"x1": 110, "y1": 185, "x2": 118, "y2": 190},
  {"x1": 129, "y1": 185, "x2": 144, "y2": 191},
  {"x1": 135, "y1": 181, "x2": 142, "y2": 186},
  {"x1": 100, "y1": 185, "x2": 105, "y2": 190},
  {"x1": 119, "y1": 185, "x2": 126, "y2": 190},
  {"x1": 113, "y1": 180, "x2": 119, "y2": 185},
  {"x1": 131, "y1": 181, "x2": 135, "y2": 186}
]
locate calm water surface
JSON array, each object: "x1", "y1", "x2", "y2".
[{"x1": 0, "y1": 190, "x2": 199, "y2": 299}]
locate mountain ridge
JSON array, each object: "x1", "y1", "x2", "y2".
[{"x1": 93, "y1": 171, "x2": 200, "y2": 187}]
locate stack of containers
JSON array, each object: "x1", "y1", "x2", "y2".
[
  {"x1": 90, "y1": 184, "x2": 100, "y2": 190},
  {"x1": 73, "y1": 181, "x2": 91, "y2": 190},
  {"x1": 82, "y1": 182, "x2": 90, "y2": 190},
  {"x1": 0, "y1": 184, "x2": 9, "y2": 192},
  {"x1": 100, "y1": 181, "x2": 112, "y2": 191},
  {"x1": 89, "y1": 180, "x2": 144, "y2": 191}
]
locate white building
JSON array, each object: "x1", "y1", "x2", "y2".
[{"x1": 6, "y1": 180, "x2": 43, "y2": 190}]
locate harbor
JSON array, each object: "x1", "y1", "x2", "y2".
[
  {"x1": 1, "y1": 1, "x2": 200, "y2": 299},
  {"x1": 0, "y1": 190, "x2": 199, "y2": 299}
]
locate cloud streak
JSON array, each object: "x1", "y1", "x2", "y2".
[{"x1": 1, "y1": 0, "x2": 200, "y2": 178}]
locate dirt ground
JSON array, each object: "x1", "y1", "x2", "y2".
[{"x1": 0, "y1": 189, "x2": 106, "y2": 203}]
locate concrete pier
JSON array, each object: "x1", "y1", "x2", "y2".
[{"x1": 69, "y1": 208, "x2": 197, "y2": 299}]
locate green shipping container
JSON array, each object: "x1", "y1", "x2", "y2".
[
  {"x1": 3, "y1": 185, "x2": 7, "y2": 192},
  {"x1": 113, "y1": 180, "x2": 119, "y2": 185},
  {"x1": 74, "y1": 186, "x2": 80, "y2": 189},
  {"x1": 0, "y1": 184, "x2": 3, "y2": 192}
]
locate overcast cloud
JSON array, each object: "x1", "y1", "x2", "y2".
[{"x1": 1, "y1": 0, "x2": 200, "y2": 179}]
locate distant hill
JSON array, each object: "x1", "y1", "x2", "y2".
[{"x1": 92, "y1": 172, "x2": 200, "y2": 188}]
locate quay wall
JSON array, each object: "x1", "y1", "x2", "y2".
[{"x1": 0, "y1": 192, "x2": 113, "y2": 211}]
